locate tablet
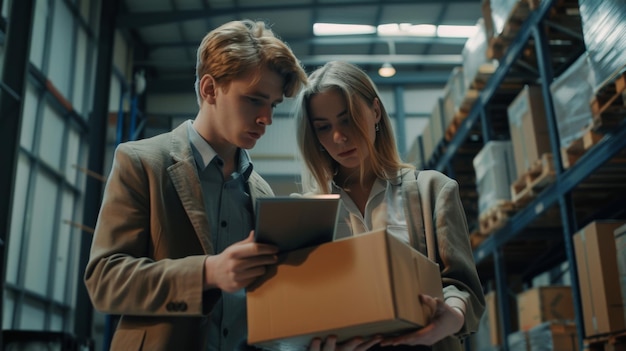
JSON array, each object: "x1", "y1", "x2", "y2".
[{"x1": 254, "y1": 195, "x2": 341, "y2": 252}]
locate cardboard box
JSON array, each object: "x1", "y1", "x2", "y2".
[
  {"x1": 473, "y1": 140, "x2": 517, "y2": 215},
  {"x1": 247, "y1": 229, "x2": 443, "y2": 350},
  {"x1": 574, "y1": 220, "x2": 626, "y2": 337},
  {"x1": 528, "y1": 322, "x2": 579, "y2": 351},
  {"x1": 507, "y1": 85, "x2": 552, "y2": 178},
  {"x1": 517, "y1": 286, "x2": 575, "y2": 331},
  {"x1": 485, "y1": 290, "x2": 518, "y2": 346}
]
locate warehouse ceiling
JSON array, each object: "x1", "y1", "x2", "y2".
[{"x1": 117, "y1": 0, "x2": 483, "y2": 94}]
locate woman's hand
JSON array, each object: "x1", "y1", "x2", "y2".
[
  {"x1": 380, "y1": 294, "x2": 464, "y2": 347},
  {"x1": 309, "y1": 335, "x2": 382, "y2": 351}
]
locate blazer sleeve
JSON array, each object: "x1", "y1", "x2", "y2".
[
  {"x1": 425, "y1": 171, "x2": 485, "y2": 337},
  {"x1": 84, "y1": 143, "x2": 219, "y2": 317}
]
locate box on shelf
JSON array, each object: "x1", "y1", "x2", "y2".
[
  {"x1": 506, "y1": 329, "x2": 529, "y2": 351},
  {"x1": 517, "y1": 286, "x2": 575, "y2": 332},
  {"x1": 579, "y1": 0, "x2": 626, "y2": 89},
  {"x1": 573, "y1": 220, "x2": 626, "y2": 337},
  {"x1": 421, "y1": 119, "x2": 434, "y2": 163},
  {"x1": 429, "y1": 97, "x2": 445, "y2": 154},
  {"x1": 485, "y1": 290, "x2": 518, "y2": 346},
  {"x1": 442, "y1": 66, "x2": 467, "y2": 127},
  {"x1": 549, "y1": 52, "x2": 597, "y2": 150},
  {"x1": 527, "y1": 322, "x2": 579, "y2": 351},
  {"x1": 614, "y1": 223, "x2": 626, "y2": 330},
  {"x1": 473, "y1": 140, "x2": 517, "y2": 216},
  {"x1": 507, "y1": 85, "x2": 552, "y2": 178},
  {"x1": 406, "y1": 135, "x2": 425, "y2": 170},
  {"x1": 247, "y1": 229, "x2": 443, "y2": 350}
]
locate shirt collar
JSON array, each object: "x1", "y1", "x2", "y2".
[{"x1": 187, "y1": 120, "x2": 254, "y2": 179}]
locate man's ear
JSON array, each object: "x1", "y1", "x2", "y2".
[{"x1": 199, "y1": 74, "x2": 217, "y2": 104}]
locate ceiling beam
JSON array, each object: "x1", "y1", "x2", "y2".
[
  {"x1": 135, "y1": 54, "x2": 462, "y2": 70},
  {"x1": 147, "y1": 35, "x2": 467, "y2": 50},
  {"x1": 146, "y1": 71, "x2": 451, "y2": 94},
  {"x1": 117, "y1": 0, "x2": 478, "y2": 28}
]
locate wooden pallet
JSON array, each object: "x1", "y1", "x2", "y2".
[
  {"x1": 479, "y1": 200, "x2": 517, "y2": 235},
  {"x1": 585, "y1": 329, "x2": 626, "y2": 351},
  {"x1": 486, "y1": 0, "x2": 537, "y2": 59},
  {"x1": 511, "y1": 153, "x2": 556, "y2": 206},
  {"x1": 468, "y1": 63, "x2": 497, "y2": 91},
  {"x1": 469, "y1": 229, "x2": 486, "y2": 249},
  {"x1": 561, "y1": 128, "x2": 604, "y2": 169},
  {"x1": 590, "y1": 69, "x2": 626, "y2": 132}
]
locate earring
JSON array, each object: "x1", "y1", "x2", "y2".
[{"x1": 375, "y1": 123, "x2": 380, "y2": 132}]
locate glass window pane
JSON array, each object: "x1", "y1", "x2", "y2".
[
  {"x1": 48, "y1": 0, "x2": 73, "y2": 98},
  {"x1": 73, "y1": 28, "x2": 87, "y2": 115},
  {"x1": 39, "y1": 102, "x2": 64, "y2": 170},
  {"x1": 30, "y1": 0, "x2": 50, "y2": 69},
  {"x1": 3, "y1": 290, "x2": 15, "y2": 329},
  {"x1": 6, "y1": 154, "x2": 31, "y2": 285},
  {"x1": 65, "y1": 128, "x2": 81, "y2": 184},
  {"x1": 53, "y1": 190, "x2": 75, "y2": 303},
  {"x1": 50, "y1": 307, "x2": 65, "y2": 331},
  {"x1": 20, "y1": 82, "x2": 40, "y2": 151},
  {"x1": 2, "y1": 0, "x2": 12, "y2": 17},
  {"x1": 19, "y1": 297, "x2": 46, "y2": 329},
  {"x1": 23, "y1": 171, "x2": 56, "y2": 295}
]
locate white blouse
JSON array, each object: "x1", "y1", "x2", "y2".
[{"x1": 331, "y1": 175, "x2": 410, "y2": 245}]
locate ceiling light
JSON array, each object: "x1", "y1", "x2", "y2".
[
  {"x1": 313, "y1": 23, "x2": 377, "y2": 36},
  {"x1": 378, "y1": 63, "x2": 396, "y2": 77},
  {"x1": 437, "y1": 25, "x2": 478, "y2": 38}
]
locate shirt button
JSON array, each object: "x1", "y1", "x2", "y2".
[
  {"x1": 223, "y1": 328, "x2": 229, "y2": 337},
  {"x1": 221, "y1": 221, "x2": 227, "y2": 228}
]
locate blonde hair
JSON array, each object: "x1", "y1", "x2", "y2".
[
  {"x1": 295, "y1": 61, "x2": 412, "y2": 193},
  {"x1": 194, "y1": 20, "x2": 307, "y2": 106}
]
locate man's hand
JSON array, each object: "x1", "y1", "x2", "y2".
[{"x1": 203, "y1": 231, "x2": 278, "y2": 292}]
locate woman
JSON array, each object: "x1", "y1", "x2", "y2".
[{"x1": 294, "y1": 61, "x2": 484, "y2": 351}]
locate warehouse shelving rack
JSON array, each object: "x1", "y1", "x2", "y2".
[{"x1": 424, "y1": 0, "x2": 626, "y2": 350}]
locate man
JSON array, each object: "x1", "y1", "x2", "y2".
[{"x1": 84, "y1": 20, "x2": 307, "y2": 350}]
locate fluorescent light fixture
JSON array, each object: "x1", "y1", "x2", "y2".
[
  {"x1": 377, "y1": 23, "x2": 400, "y2": 35},
  {"x1": 315, "y1": 22, "x2": 477, "y2": 38},
  {"x1": 378, "y1": 63, "x2": 396, "y2": 77},
  {"x1": 313, "y1": 23, "x2": 377, "y2": 36},
  {"x1": 437, "y1": 25, "x2": 478, "y2": 38},
  {"x1": 379, "y1": 23, "x2": 437, "y2": 37}
]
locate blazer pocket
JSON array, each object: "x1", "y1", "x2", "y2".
[{"x1": 110, "y1": 329, "x2": 146, "y2": 351}]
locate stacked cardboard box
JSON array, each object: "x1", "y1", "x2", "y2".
[
  {"x1": 516, "y1": 286, "x2": 575, "y2": 332},
  {"x1": 579, "y1": 0, "x2": 626, "y2": 88},
  {"x1": 527, "y1": 322, "x2": 579, "y2": 351},
  {"x1": 549, "y1": 52, "x2": 597, "y2": 151},
  {"x1": 507, "y1": 85, "x2": 552, "y2": 179},
  {"x1": 574, "y1": 220, "x2": 626, "y2": 337},
  {"x1": 473, "y1": 140, "x2": 517, "y2": 216}
]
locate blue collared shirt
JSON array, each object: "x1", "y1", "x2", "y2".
[{"x1": 187, "y1": 121, "x2": 257, "y2": 350}]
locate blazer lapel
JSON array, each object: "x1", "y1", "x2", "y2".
[{"x1": 167, "y1": 123, "x2": 214, "y2": 255}]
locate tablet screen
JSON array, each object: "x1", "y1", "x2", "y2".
[{"x1": 254, "y1": 195, "x2": 341, "y2": 252}]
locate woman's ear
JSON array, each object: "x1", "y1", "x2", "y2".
[
  {"x1": 373, "y1": 97, "x2": 382, "y2": 123},
  {"x1": 199, "y1": 74, "x2": 217, "y2": 104}
]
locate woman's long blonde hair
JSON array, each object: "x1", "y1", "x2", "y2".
[{"x1": 295, "y1": 61, "x2": 412, "y2": 193}]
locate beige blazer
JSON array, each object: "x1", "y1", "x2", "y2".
[{"x1": 84, "y1": 122, "x2": 273, "y2": 350}]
